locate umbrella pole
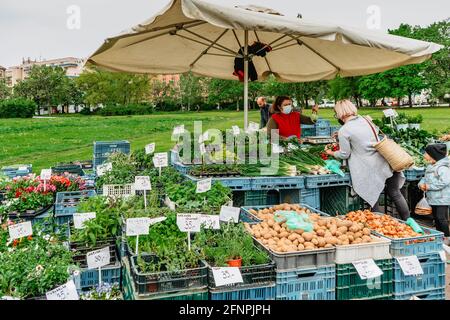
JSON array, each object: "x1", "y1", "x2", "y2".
[{"x1": 244, "y1": 30, "x2": 249, "y2": 131}]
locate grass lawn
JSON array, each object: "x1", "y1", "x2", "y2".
[{"x1": 1, "y1": 107, "x2": 449, "y2": 172}]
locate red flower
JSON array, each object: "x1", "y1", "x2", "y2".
[
  {"x1": 13, "y1": 239, "x2": 19, "y2": 247},
  {"x1": 15, "y1": 190, "x2": 22, "y2": 198},
  {"x1": 27, "y1": 236, "x2": 33, "y2": 241}
]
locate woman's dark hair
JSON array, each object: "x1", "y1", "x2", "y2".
[{"x1": 270, "y1": 95, "x2": 291, "y2": 114}]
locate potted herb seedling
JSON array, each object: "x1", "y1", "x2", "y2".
[
  {"x1": 408, "y1": 114, "x2": 422, "y2": 130},
  {"x1": 395, "y1": 113, "x2": 409, "y2": 131}
]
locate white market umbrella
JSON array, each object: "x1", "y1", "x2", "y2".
[{"x1": 87, "y1": 0, "x2": 443, "y2": 129}]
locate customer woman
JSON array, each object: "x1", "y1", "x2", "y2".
[
  {"x1": 266, "y1": 96, "x2": 318, "y2": 140},
  {"x1": 325, "y1": 99, "x2": 410, "y2": 219}
]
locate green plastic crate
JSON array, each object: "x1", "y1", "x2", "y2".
[
  {"x1": 336, "y1": 259, "x2": 393, "y2": 300},
  {"x1": 320, "y1": 186, "x2": 366, "y2": 216}
]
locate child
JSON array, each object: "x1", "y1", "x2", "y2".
[{"x1": 418, "y1": 143, "x2": 450, "y2": 246}]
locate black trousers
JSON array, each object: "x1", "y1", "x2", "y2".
[
  {"x1": 432, "y1": 205, "x2": 450, "y2": 237},
  {"x1": 372, "y1": 171, "x2": 410, "y2": 220}
]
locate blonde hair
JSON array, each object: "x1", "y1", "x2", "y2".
[{"x1": 334, "y1": 99, "x2": 358, "y2": 119}]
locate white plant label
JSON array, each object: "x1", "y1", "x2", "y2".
[
  {"x1": 232, "y1": 126, "x2": 240, "y2": 136},
  {"x1": 352, "y1": 259, "x2": 383, "y2": 280},
  {"x1": 199, "y1": 143, "x2": 207, "y2": 155},
  {"x1": 153, "y1": 152, "x2": 168, "y2": 168},
  {"x1": 8, "y1": 221, "x2": 33, "y2": 240},
  {"x1": 212, "y1": 267, "x2": 243, "y2": 287},
  {"x1": 271, "y1": 143, "x2": 284, "y2": 154},
  {"x1": 396, "y1": 256, "x2": 424, "y2": 276},
  {"x1": 219, "y1": 206, "x2": 240, "y2": 223},
  {"x1": 126, "y1": 217, "x2": 152, "y2": 236},
  {"x1": 73, "y1": 212, "x2": 96, "y2": 229},
  {"x1": 173, "y1": 125, "x2": 185, "y2": 135},
  {"x1": 383, "y1": 108, "x2": 397, "y2": 118},
  {"x1": 164, "y1": 196, "x2": 176, "y2": 210},
  {"x1": 96, "y1": 162, "x2": 112, "y2": 176},
  {"x1": 439, "y1": 250, "x2": 446, "y2": 263},
  {"x1": 40, "y1": 169, "x2": 52, "y2": 180},
  {"x1": 86, "y1": 246, "x2": 111, "y2": 270},
  {"x1": 145, "y1": 143, "x2": 156, "y2": 155},
  {"x1": 46, "y1": 280, "x2": 79, "y2": 300},
  {"x1": 18, "y1": 166, "x2": 28, "y2": 171},
  {"x1": 196, "y1": 178, "x2": 212, "y2": 193},
  {"x1": 177, "y1": 214, "x2": 201, "y2": 233},
  {"x1": 134, "y1": 176, "x2": 151, "y2": 191},
  {"x1": 200, "y1": 215, "x2": 220, "y2": 230}
]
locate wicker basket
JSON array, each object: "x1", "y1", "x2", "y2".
[{"x1": 374, "y1": 137, "x2": 414, "y2": 172}]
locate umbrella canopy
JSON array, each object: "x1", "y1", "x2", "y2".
[{"x1": 87, "y1": 0, "x2": 442, "y2": 127}]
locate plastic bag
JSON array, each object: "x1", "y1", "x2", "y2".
[
  {"x1": 415, "y1": 194, "x2": 432, "y2": 216},
  {"x1": 274, "y1": 210, "x2": 313, "y2": 232},
  {"x1": 324, "y1": 159, "x2": 345, "y2": 177}
]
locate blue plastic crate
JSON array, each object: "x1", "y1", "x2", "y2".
[
  {"x1": 210, "y1": 284, "x2": 276, "y2": 300},
  {"x1": 315, "y1": 126, "x2": 330, "y2": 136},
  {"x1": 393, "y1": 287, "x2": 445, "y2": 300},
  {"x1": 305, "y1": 173, "x2": 351, "y2": 188},
  {"x1": 93, "y1": 140, "x2": 130, "y2": 159},
  {"x1": 54, "y1": 190, "x2": 97, "y2": 224},
  {"x1": 251, "y1": 176, "x2": 305, "y2": 190},
  {"x1": 315, "y1": 118, "x2": 331, "y2": 128},
  {"x1": 404, "y1": 168, "x2": 425, "y2": 182},
  {"x1": 301, "y1": 188, "x2": 320, "y2": 209},
  {"x1": 2, "y1": 164, "x2": 32, "y2": 179},
  {"x1": 301, "y1": 125, "x2": 316, "y2": 138},
  {"x1": 185, "y1": 174, "x2": 253, "y2": 191},
  {"x1": 31, "y1": 208, "x2": 54, "y2": 225},
  {"x1": 172, "y1": 161, "x2": 191, "y2": 175},
  {"x1": 275, "y1": 265, "x2": 336, "y2": 300},
  {"x1": 78, "y1": 261, "x2": 122, "y2": 290},
  {"x1": 393, "y1": 253, "x2": 445, "y2": 296},
  {"x1": 329, "y1": 126, "x2": 341, "y2": 135},
  {"x1": 372, "y1": 213, "x2": 444, "y2": 257}
]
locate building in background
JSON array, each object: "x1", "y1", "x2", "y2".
[
  {"x1": 4, "y1": 57, "x2": 85, "y2": 87},
  {"x1": 0, "y1": 65, "x2": 5, "y2": 80}
]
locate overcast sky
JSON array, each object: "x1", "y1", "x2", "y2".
[{"x1": 1, "y1": 0, "x2": 448, "y2": 68}]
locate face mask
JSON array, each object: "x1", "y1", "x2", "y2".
[{"x1": 282, "y1": 105, "x2": 292, "y2": 114}]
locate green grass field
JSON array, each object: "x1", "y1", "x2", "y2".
[{"x1": 1, "y1": 107, "x2": 449, "y2": 172}]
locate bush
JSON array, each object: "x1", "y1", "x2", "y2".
[
  {"x1": 97, "y1": 103, "x2": 154, "y2": 116},
  {"x1": 0, "y1": 98, "x2": 36, "y2": 118}
]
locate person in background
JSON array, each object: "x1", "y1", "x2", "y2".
[
  {"x1": 266, "y1": 96, "x2": 318, "y2": 140},
  {"x1": 418, "y1": 144, "x2": 450, "y2": 244},
  {"x1": 257, "y1": 96, "x2": 271, "y2": 128},
  {"x1": 325, "y1": 99, "x2": 410, "y2": 220}
]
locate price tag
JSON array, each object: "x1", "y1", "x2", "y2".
[
  {"x1": 134, "y1": 176, "x2": 151, "y2": 191},
  {"x1": 126, "y1": 217, "x2": 151, "y2": 236},
  {"x1": 199, "y1": 143, "x2": 207, "y2": 155},
  {"x1": 287, "y1": 143, "x2": 299, "y2": 151},
  {"x1": 153, "y1": 153, "x2": 168, "y2": 168},
  {"x1": 271, "y1": 143, "x2": 284, "y2": 154},
  {"x1": 40, "y1": 169, "x2": 52, "y2": 180},
  {"x1": 73, "y1": 212, "x2": 96, "y2": 229},
  {"x1": 211, "y1": 267, "x2": 243, "y2": 287},
  {"x1": 8, "y1": 221, "x2": 33, "y2": 240},
  {"x1": 196, "y1": 178, "x2": 212, "y2": 193},
  {"x1": 200, "y1": 215, "x2": 220, "y2": 230},
  {"x1": 352, "y1": 259, "x2": 384, "y2": 280},
  {"x1": 177, "y1": 214, "x2": 201, "y2": 232},
  {"x1": 219, "y1": 206, "x2": 240, "y2": 223},
  {"x1": 383, "y1": 108, "x2": 397, "y2": 118},
  {"x1": 232, "y1": 126, "x2": 240, "y2": 136},
  {"x1": 145, "y1": 143, "x2": 156, "y2": 154},
  {"x1": 96, "y1": 162, "x2": 112, "y2": 176},
  {"x1": 439, "y1": 250, "x2": 446, "y2": 263},
  {"x1": 396, "y1": 256, "x2": 424, "y2": 276},
  {"x1": 173, "y1": 125, "x2": 185, "y2": 135},
  {"x1": 164, "y1": 196, "x2": 176, "y2": 210},
  {"x1": 46, "y1": 280, "x2": 79, "y2": 300},
  {"x1": 86, "y1": 246, "x2": 111, "y2": 270}
]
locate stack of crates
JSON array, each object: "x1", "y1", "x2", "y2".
[
  {"x1": 54, "y1": 190, "x2": 97, "y2": 225},
  {"x1": 1, "y1": 164, "x2": 32, "y2": 179},
  {"x1": 320, "y1": 185, "x2": 367, "y2": 216},
  {"x1": 301, "y1": 118, "x2": 332, "y2": 138},
  {"x1": 93, "y1": 141, "x2": 130, "y2": 173},
  {"x1": 371, "y1": 215, "x2": 446, "y2": 300},
  {"x1": 335, "y1": 236, "x2": 393, "y2": 300}
]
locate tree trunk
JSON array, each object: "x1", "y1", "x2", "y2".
[
  {"x1": 304, "y1": 97, "x2": 309, "y2": 109},
  {"x1": 408, "y1": 93, "x2": 413, "y2": 108},
  {"x1": 236, "y1": 100, "x2": 239, "y2": 111}
]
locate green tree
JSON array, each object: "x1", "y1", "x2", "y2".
[
  {"x1": 0, "y1": 79, "x2": 11, "y2": 100},
  {"x1": 328, "y1": 76, "x2": 363, "y2": 107}
]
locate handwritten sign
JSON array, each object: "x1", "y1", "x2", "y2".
[
  {"x1": 153, "y1": 153, "x2": 168, "y2": 168},
  {"x1": 212, "y1": 267, "x2": 243, "y2": 287},
  {"x1": 352, "y1": 259, "x2": 383, "y2": 280},
  {"x1": 145, "y1": 143, "x2": 155, "y2": 155},
  {"x1": 196, "y1": 178, "x2": 212, "y2": 193},
  {"x1": 383, "y1": 108, "x2": 397, "y2": 118},
  {"x1": 219, "y1": 206, "x2": 240, "y2": 223},
  {"x1": 126, "y1": 218, "x2": 151, "y2": 236},
  {"x1": 96, "y1": 162, "x2": 112, "y2": 176},
  {"x1": 46, "y1": 280, "x2": 79, "y2": 300},
  {"x1": 134, "y1": 176, "x2": 151, "y2": 191},
  {"x1": 40, "y1": 169, "x2": 52, "y2": 180},
  {"x1": 396, "y1": 256, "x2": 424, "y2": 276},
  {"x1": 232, "y1": 126, "x2": 240, "y2": 136},
  {"x1": 200, "y1": 215, "x2": 220, "y2": 230},
  {"x1": 86, "y1": 247, "x2": 111, "y2": 270},
  {"x1": 177, "y1": 214, "x2": 201, "y2": 233},
  {"x1": 73, "y1": 212, "x2": 96, "y2": 229},
  {"x1": 8, "y1": 221, "x2": 33, "y2": 240}
]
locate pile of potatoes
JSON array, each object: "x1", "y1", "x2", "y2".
[{"x1": 243, "y1": 203, "x2": 372, "y2": 253}]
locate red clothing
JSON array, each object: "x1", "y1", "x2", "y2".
[{"x1": 271, "y1": 111, "x2": 301, "y2": 139}]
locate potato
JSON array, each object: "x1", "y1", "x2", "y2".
[
  {"x1": 338, "y1": 235, "x2": 349, "y2": 242},
  {"x1": 270, "y1": 230, "x2": 278, "y2": 237},
  {"x1": 293, "y1": 239, "x2": 299, "y2": 246},
  {"x1": 316, "y1": 229, "x2": 325, "y2": 237},
  {"x1": 303, "y1": 241, "x2": 313, "y2": 247},
  {"x1": 341, "y1": 239, "x2": 350, "y2": 245},
  {"x1": 261, "y1": 222, "x2": 269, "y2": 229},
  {"x1": 284, "y1": 239, "x2": 292, "y2": 246},
  {"x1": 304, "y1": 243, "x2": 315, "y2": 250},
  {"x1": 297, "y1": 244, "x2": 305, "y2": 251},
  {"x1": 335, "y1": 231, "x2": 342, "y2": 237},
  {"x1": 254, "y1": 231, "x2": 261, "y2": 238},
  {"x1": 347, "y1": 234, "x2": 354, "y2": 242},
  {"x1": 337, "y1": 226, "x2": 348, "y2": 234},
  {"x1": 281, "y1": 223, "x2": 287, "y2": 228},
  {"x1": 324, "y1": 243, "x2": 333, "y2": 248},
  {"x1": 267, "y1": 219, "x2": 275, "y2": 227},
  {"x1": 262, "y1": 239, "x2": 269, "y2": 244},
  {"x1": 294, "y1": 228, "x2": 304, "y2": 235},
  {"x1": 363, "y1": 228, "x2": 371, "y2": 236},
  {"x1": 274, "y1": 225, "x2": 281, "y2": 232},
  {"x1": 311, "y1": 238, "x2": 319, "y2": 245},
  {"x1": 279, "y1": 231, "x2": 289, "y2": 239},
  {"x1": 362, "y1": 235, "x2": 372, "y2": 243},
  {"x1": 263, "y1": 233, "x2": 272, "y2": 239},
  {"x1": 324, "y1": 231, "x2": 333, "y2": 238},
  {"x1": 268, "y1": 239, "x2": 276, "y2": 245},
  {"x1": 354, "y1": 231, "x2": 363, "y2": 238},
  {"x1": 336, "y1": 220, "x2": 346, "y2": 228},
  {"x1": 297, "y1": 236, "x2": 305, "y2": 244},
  {"x1": 288, "y1": 234, "x2": 297, "y2": 241},
  {"x1": 302, "y1": 232, "x2": 314, "y2": 241},
  {"x1": 318, "y1": 219, "x2": 328, "y2": 227},
  {"x1": 343, "y1": 220, "x2": 353, "y2": 228},
  {"x1": 352, "y1": 238, "x2": 362, "y2": 244},
  {"x1": 317, "y1": 238, "x2": 326, "y2": 247}
]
